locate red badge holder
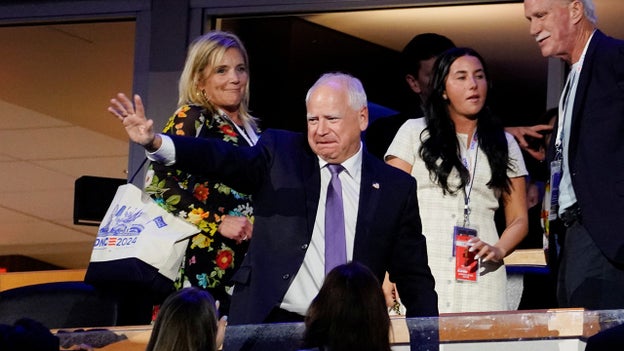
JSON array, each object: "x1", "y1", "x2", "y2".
[{"x1": 454, "y1": 226, "x2": 478, "y2": 282}]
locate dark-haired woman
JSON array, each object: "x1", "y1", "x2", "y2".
[
  {"x1": 386, "y1": 47, "x2": 528, "y2": 313},
  {"x1": 146, "y1": 287, "x2": 226, "y2": 351},
  {"x1": 300, "y1": 261, "x2": 392, "y2": 351}
]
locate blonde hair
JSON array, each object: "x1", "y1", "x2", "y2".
[{"x1": 178, "y1": 31, "x2": 257, "y2": 130}]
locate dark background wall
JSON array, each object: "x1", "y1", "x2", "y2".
[
  {"x1": 223, "y1": 17, "x2": 407, "y2": 132},
  {"x1": 223, "y1": 15, "x2": 546, "y2": 133}
]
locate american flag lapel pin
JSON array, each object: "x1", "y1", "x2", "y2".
[{"x1": 372, "y1": 182, "x2": 380, "y2": 189}]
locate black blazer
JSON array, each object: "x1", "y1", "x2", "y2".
[
  {"x1": 171, "y1": 129, "x2": 438, "y2": 324},
  {"x1": 585, "y1": 323, "x2": 624, "y2": 351},
  {"x1": 548, "y1": 30, "x2": 624, "y2": 263}
]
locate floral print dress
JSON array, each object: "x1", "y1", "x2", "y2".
[{"x1": 144, "y1": 104, "x2": 257, "y2": 309}]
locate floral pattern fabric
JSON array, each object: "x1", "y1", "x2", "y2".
[{"x1": 144, "y1": 105, "x2": 256, "y2": 297}]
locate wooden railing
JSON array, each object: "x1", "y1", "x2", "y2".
[{"x1": 0, "y1": 269, "x2": 86, "y2": 292}]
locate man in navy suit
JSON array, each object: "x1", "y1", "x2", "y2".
[
  {"x1": 109, "y1": 72, "x2": 438, "y2": 325},
  {"x1": 524, "y1": 0, "x2": 624, "y2": 309}
]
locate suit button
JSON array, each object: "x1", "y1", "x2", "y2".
[
  {"x1": 282, "y1": 274, "x2": 290, "y2": 280},
  {"x1": 301, "y1": 244, "x2": 308, "y2": 250}
]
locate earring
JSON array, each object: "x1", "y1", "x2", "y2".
[
  {"x1": 198, "y1": 89, "x2": 210, "y2": 104},
  {"x1": 442, "y1": 93, "x2": 448, "y2": 100}
]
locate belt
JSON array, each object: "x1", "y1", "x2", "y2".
[{"x1": 560, "y1": 203, "x2": 581, "y2": 227}]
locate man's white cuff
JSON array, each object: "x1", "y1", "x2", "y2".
[{"x1": 146, "y1": 134, "x2": 176, "y2": 166}]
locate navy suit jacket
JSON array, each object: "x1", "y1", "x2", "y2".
[
  {"x1": 585, "y1": 323, "x2": 624, "y2": 351},
  {"x1": 171, "y1": 129, "x2": 438, "y2": 324},
  {"x1": 548, "y1": 30, "x2": 624, "y2": 263}
]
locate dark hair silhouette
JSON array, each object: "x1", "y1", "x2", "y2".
[
  {"x1": 400, "y1": 33, "x2": 456, "y2": 77},
  {"x1": 421, "y1": 47, "x2": 511, "y2": 195},
  {"x1": 302, "y1": 261, "x2": 392, "y2": 351},
  {"x1": 0, "y1": 318, "x2": 59, "y2": 351}
]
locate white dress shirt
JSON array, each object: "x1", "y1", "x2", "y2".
[
  {"x1": 280, "y1": 145, "x2": 363, "y2": 315},
  {"x1": 556, "y1": 30, "x2": 594, "y2": 214},
  {"x1": 148, "y1": 135, "x2": 364, "y2": 315}
]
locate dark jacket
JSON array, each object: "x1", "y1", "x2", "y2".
[
  {"x1": 547, "y1": 30, "x2": 624, "y2": 263},
  {"x1": 171, "y1": 129, "x2": 438, "y2": 324}
]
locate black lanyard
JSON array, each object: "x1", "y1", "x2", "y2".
[{"x1": 462, "y1": 134, "x2": 479, "y2": 227}]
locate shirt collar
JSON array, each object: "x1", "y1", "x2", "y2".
[
  {"x1": 572, "y1": 29, "x2": 595, "y2": 73},
  {"x1": 318, "y1": 141, "x2": 363, "y2": 179}
]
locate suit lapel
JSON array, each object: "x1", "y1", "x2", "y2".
[
  {"x1": 304, "y1": 154, "x2": 321, "y2": 240},
  {"x1": 353, "y1": 153, "x2": 382, "y2": 259},
  {"x1": 570, "y1": 30, "x2": 602, "y2": 157}
]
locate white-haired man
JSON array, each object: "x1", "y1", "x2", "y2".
[
  {"x1": 524, "y1": 0, "x2": 624, "y2": 309},
  {"x1": 108, "y1": 72, "x2": 438, "y2": 325}
]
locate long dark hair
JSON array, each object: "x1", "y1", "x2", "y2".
[
  {"x1": 420, "y1": 47, "x2": 511, "y2": 195},
  {"x1": 302, "y1": 261, "x2": 392, "y2": 351},
  {"x1": 146, "y1": 287, "x2": 219, "y2": 351}
]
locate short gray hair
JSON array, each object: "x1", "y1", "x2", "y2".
[
  {"x1": 306, "y1": 72, "x2": 367, "y2": 111},
  {"x1": 576, "y1": 0, "x2": 597, "y2": 25}
]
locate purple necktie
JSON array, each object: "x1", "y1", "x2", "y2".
[{"x1": 325, "y1": 164, "x2": 346, "y2": 275}]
